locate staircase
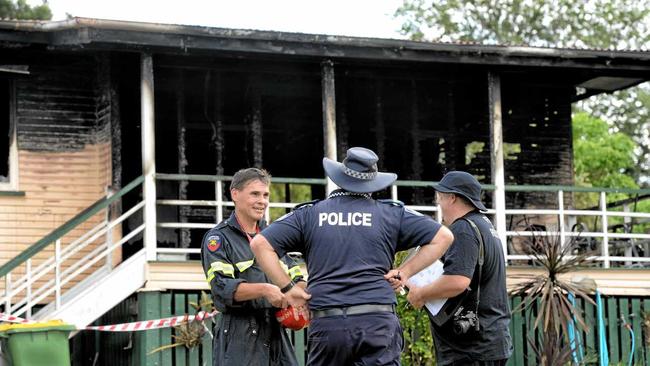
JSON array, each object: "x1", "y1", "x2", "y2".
[
  {"x1": 0, "y1": 176, "x2": 146, "y2": 331},
  {"x1": 33, "y1": 249, "x2": 147, "y2": 329}
]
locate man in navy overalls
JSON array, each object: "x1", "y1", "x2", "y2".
[
  {"x1": 201, "y1": 168, "x2": 305, "y2": 366},
  {"x1": 251, "y1": 147, "x2": 454, "y2": 365}
]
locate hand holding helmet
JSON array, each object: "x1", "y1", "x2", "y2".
[{"x1": 275, "y1": 305, "x2": 310, "y2": 330}]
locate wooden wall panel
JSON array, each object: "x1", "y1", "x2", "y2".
[{"x1": 0, "y1": 142, "x2": 113, "y2": 300}]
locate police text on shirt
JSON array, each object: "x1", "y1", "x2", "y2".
[{"x1": 318, "y1": 212, "x2": 372, "y2": 227}]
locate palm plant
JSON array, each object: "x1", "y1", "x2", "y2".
[
  {"x1": 527, "y1": 334, "x2": 575, "y2": 366},
  {"x1": 509, "y1": 231, "x2": 597, "y2": 365}
]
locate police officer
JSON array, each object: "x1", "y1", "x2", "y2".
[
  {"x1": 200, "y1": 168, "x2": 305, "y2": 366},
  {"x1": 401, "y1": 171, "x2": 513, "y2": 366},
  {"x1": 250, "y1": 147, "x2": 454, "y2": 366}
]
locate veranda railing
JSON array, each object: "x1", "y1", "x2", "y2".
[{"x1": 154, "y1": 174, "x2": 650, "y2": 268}]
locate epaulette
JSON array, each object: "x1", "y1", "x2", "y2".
[
  {"x1": 292, "y1": 199, "x2": 320, "y2": 211},
  {"x1": 214, "y1": 221, "x2": 228, "y2": 230},
  {"x1": 378, "y1": 199, "x2": 404, "y2": 207}
]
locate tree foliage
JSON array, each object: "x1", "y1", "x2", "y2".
[
  {"x1": 395, "y1": 0, "x2": 650, "y2": 49},
  {"x1": 572, "y1": 112, "x2": 637, "y2": 189},
  {"x1": 576, "y1": 87, "x2": 650, "y2": 185},
  {"x1": 572, "y1": 113, "x2": 650, "y2": 234},
  {"x1": 268, "y1": 183, "x2": 312, "y2": 221},
  {"x1": 0, "y1": 0, "x2": 52, "y2": 20}
]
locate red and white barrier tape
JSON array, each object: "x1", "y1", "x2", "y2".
[
  {"x1": 0, "y1": 311, "x2": 218, "y2": 332},
  {"x1": 85, "y1": 310, "x2": 217, "y2": 332},
  {"x1": 0, "y1": 313, "x2": 36, "y2": 324}
]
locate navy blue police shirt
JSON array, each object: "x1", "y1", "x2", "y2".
[{"x1": 260, "y1": 189, "x2": 442, "y2": 311}]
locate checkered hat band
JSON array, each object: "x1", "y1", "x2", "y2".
[{"x1": 344, "y1": 166, "x2": 377, "y2": 180}]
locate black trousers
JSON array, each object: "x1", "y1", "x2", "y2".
[
  {"x1": 212, "y1": 311, "x2": 299, "y2": 366},
  {"x1": 307, "y1": 312, "x2": 404, "y2": 366}
]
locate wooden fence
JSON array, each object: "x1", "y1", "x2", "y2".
[
  {"x1": 510, "y1": 296, "x2": 650, "y2": 365},
  {"x1": 70, "y1": 291, "x2": 650, "y2": 366}
]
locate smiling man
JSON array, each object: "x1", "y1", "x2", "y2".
[{"x1": 200, "y1": 168, "x2": 305, "y2": 366}]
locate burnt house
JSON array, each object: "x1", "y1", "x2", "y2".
[{"x1": 1, "y1": 18, "x2": 649, "y2": 365}]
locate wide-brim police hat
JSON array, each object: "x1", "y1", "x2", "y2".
[
  {"x1": 433, "y1": 171, "x2": 488, "y2": 212},
  {"x1": 323, "y1": 147, "x2": 397, "y2": 193}
]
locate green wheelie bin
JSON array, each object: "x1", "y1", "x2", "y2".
[{"x1": 0, "y1": 320, "x2": 75, "y2": 366}]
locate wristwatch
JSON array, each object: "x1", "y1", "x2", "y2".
[{"x1": 280, "y1": 280, "x2": 296, "y2": 293}]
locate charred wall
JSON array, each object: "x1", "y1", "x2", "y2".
[
  {"x1": 11, "y1": 52, "x2": 106, "y2": 151},
  {"x1": 501, "y1": 73, "x2": 575, "y2": 232},
  {"x1": 154, "y1": 56, "x2": 323, "y2": 178},
  {"x1": 113, "y1": 53, "x2": 581, "y2": 249},
  {"x1": 150, "y1": 55, "x2": 577, "y2": 214},
  {"x1": 109, "y1": 52, "x2": 142, "y2": 187},
  {"x1": 153, "y1": 56, "x2": 323, "y2": 247},
  {"x1": 501, "y1": 74, "x2": 574, "y2": 186},
  {"x1": 334, "y1": 63, "x2": 489, "y2": 204},
  {"x1": 0, "y1": 49, "x2": 142, "y2": 191}
]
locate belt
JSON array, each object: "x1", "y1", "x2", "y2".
[{"x1": 310, "y1": 304, "x2": 395, "y2": 319}]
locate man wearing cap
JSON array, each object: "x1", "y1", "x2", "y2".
[
  {"x1": 200, "y1": 168, "x2": 306, "y2": 366},
  {"x1": 398, "y1": 171, "x2": 512, "y2": 366},
  {"x1": 250, "y1": 147, "x2": 454, "y2": 366}
]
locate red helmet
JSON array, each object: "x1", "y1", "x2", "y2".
[{"x1": 275, "y1": 306, "x2": 310, "y2": 330}]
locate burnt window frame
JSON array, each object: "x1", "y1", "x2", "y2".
[{"x1": 0, "y1": 78, "x2": 19, "y2": 191}]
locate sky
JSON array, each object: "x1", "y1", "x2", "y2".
[{"x1": 32, "y1": 0, "x2": 407, "y2": 39}]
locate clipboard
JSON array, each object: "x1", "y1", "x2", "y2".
[
  {"x1": 401, "y1": 248, "x2": 470, "y2": 326},
  {"x1": 411, "y1": 217, "x2": 485, "y2": 327},
  {"x1": 407, "y1": 260, "x2": 447, "y2": 316}
]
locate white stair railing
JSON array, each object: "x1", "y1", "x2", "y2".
[{"x1": 0, "y1": 175, "x2": 145, "y2": 320}]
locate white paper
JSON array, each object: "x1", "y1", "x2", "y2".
[{"x1": 408, "y1": 260, "x2": 447, "y2": 316}]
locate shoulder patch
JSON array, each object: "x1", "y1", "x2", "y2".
[
  {"x1": 206, "y1": 235, "x2": 222, "y2": 252},
  {"x1": 378, "y1": 199, "x2": 404, "y2": 207},
  {"x1": 293, "y1": 199, "x2": 320, "y2": 211}
]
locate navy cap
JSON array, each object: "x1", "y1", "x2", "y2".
[{"x1": 433, "y1": 171, "x2": 487, "y2": 212}]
